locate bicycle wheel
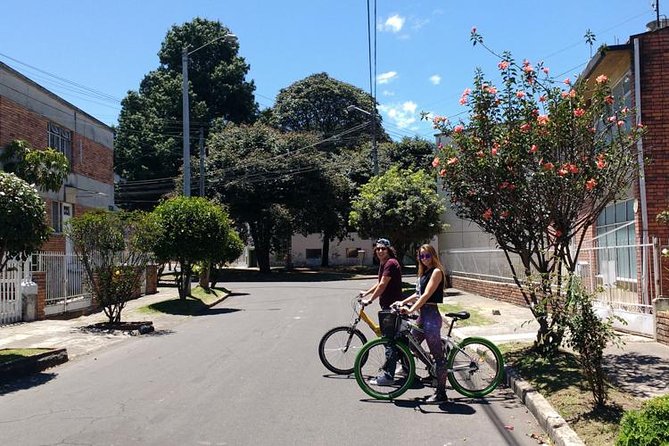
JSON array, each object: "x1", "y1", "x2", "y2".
[
  {"x1": 354, "y1": 338, "x2": 415, "y2": 400},
  {"x1": 447, "y1": 337, "x2": 504, "y2": 398},
  {"x1": 318, "y1": 326, "x2": 368, "y2": 374}
]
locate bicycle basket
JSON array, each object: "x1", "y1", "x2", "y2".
[{"x1": 378, "y1": 310, "x2": 399, "y2": 338}]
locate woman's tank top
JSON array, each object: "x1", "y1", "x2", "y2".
[{"x1": 419, "y1": 267, "x2": 444, "y2": 304}]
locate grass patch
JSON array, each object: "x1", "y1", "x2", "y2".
[
  {"x1": 438, "y1": 302, "x2": 492, "y2": 327},
  {"x1": 0, "y1": 348, "x2": 52, "y2": 365},
  {"x1": 137, "y1": 286, "x2": 228, "y2": 316},
  {"x1": 505, "y1": 346, "x2": 644, "y2": 446}
]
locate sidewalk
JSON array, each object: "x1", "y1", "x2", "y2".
[{"x1": 0, "y1": 286, "x2": 188, "y2": 361}]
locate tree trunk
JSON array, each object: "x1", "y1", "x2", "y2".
[
  {"x1": 199, "y1": 261, "x2": 211, "y2": 290},
  {"x1": 321, "y1": 231, "x2": 330, "y2": 267}
]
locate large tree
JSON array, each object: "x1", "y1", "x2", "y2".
[
  {"x1": 273, "y1": 72, "x2": 387, "y2": 149},
  {"x1": 430, "y1": 31, "x2": 645, "y2": 354},
  {"x1": 206, "y1": 123, "x2": 332, "y2": 273},
  {"x1": 349, "y1": 166, "x2": 446, "y2": 264},
  {"x1": 114, "y1": 18, "x2": 257, "y2": 208},
  {"x1": 273, "y1": 73, "x2": 389, "y2": 264}
]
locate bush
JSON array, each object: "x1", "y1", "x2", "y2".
[{"x1": 616, "y1": 394, "x2": 669, "y2": 445}]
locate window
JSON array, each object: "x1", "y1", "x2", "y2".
[
  {"x1": 346, "y1": 248, "x2": 362, "y2": 258},
  {"x1": 48, "y1": 122, "x2": 72, "y2": 161},
  {"x1": 51, "y1": 201, "x2": 63, "y2": 233},
  {"x1": 305, "y1": 249, "x2": 322, "y2": 259},
  {"x1": 596, "y1": 199, "x2": 636, "y2": 281}
]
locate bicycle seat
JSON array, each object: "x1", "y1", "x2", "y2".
[{"x1": 444, "y1": 311, "x2": 470, "y2": 320}]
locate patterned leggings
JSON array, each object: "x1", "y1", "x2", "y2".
[{"x1": 411, "y1": 305, "x2": 447, "y2": 392}]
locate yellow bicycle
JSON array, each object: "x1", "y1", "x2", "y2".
[{"x1": 318, "y1": 297, "x2": 379, "y2": 374}]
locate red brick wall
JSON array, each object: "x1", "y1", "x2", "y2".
[
  {"x1": 637, "y1": 28, "x2": 669, "y2": 294},
  {"x1": 32, "y1": 271, "x2": 46, "y2": 320},
  {"x1": 657, "y1": 311, "x2": 669, "y2": 346},
  {"x1": 451, "y1": 276, "x2": 528, "y2": 307}
]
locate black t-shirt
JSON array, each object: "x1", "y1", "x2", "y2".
[
  {"x1": 419, "y1": 267, "x2": 444, "y2": 304},
  {"x1": 378, "y1": 258, "x2": 402, "y2": 309}
]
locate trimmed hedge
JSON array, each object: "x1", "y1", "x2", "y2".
[{"x1": 616, "y1": 394, "x2": 669, "y2": 446}]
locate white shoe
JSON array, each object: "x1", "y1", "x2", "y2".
[
  {"x1": 369, "y1": 373, "x2": 394, "y2": 386},
  {"x1": 395, "y1": 365, "x2": 407, "y2": 378}
]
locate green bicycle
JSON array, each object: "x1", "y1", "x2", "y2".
[{"x1": 353, "y1": 307, "x2": 505, "y2": 400}]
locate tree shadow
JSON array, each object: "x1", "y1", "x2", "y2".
[
  {"x1": 602, "y1": 351, "x2": 669, "y2": 398},
  {"x1": 0, "y1": 372, "x2": 57, "y2": 396}
]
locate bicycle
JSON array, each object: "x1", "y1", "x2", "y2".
[
  {"x1": 353, "y1": 306, "x2": 505, "y2": 400},
  {"x1": 318, "y1": 296, "x2": 380, "y2": 375}
]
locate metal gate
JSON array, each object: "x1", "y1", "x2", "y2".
[
  {"x1": 575, "y1": 229, "x2": 657, "y2": 337},
  {"x1": 35, "y1": 252, "x2": 93, "y2": 316},
  {"x1": 0, "y1": 257, "x2": 28, "y2": 324}
]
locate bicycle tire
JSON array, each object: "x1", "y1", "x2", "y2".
[
  {"x1": 447, "y1": 337, "x2": 504, "y2": 398},
  {"x1": 354, "y1": 338, "x2": 415, "y2": 400},
  {"x1": 318, "y1": 326, "x2": 368, "y2": 374}
]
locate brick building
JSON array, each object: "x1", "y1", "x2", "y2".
[
  {"x1": 438, "y1": 22, "x2": 669, "y2": 342},
  {"x1": 1, "y1": 61, "x2": 115, "y2": 321},
  {"x1": 0, "y1": 61, "x2": 115, "y2": 252}
]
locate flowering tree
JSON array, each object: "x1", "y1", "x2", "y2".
[{"x1": 430, "y1": 30, "x2": 645, "y2": 354}]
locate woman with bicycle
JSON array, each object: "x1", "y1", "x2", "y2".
[{"x1": 395, "y1": 244, "x2": 448, "y2": 403}]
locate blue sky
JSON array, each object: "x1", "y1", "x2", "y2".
[{"x1": 0, "y1": 1, "x2": 659, "y2": 141}]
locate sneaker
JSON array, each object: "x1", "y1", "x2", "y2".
[
  {"x1": 425, "y1": 391, "x2": 448, "y2": 404},
  {"x1": 369, "y1": 373, "x2": 394, "y2": 386}
]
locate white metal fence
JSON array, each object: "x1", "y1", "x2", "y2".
[
  {"x1": 444, "y1": 235, "x2": 659, "y2": 336},
  {"x1": 33, "y1": 252, "x2": 93, "y2": 316},
  {"x1": 0, "y1": 257, "x2": 29, "y2": 324}
]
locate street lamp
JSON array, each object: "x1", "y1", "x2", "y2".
[
  {"x1": 346, "y1": 105, "x2": 378, "y2": 176},
  {"x1": 182, "y1": 33, "x2": 237, "y2": 196}
]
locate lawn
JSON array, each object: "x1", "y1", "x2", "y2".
[
  {"x1": 137, "y1": 285, "x2": 229, "y2": 316},
  {"x1": 0, "y1": 348, "x2": 52, "y2": 364},
  {"x1": 503, "y1": 344, "x2": 644, "y2": 446}
]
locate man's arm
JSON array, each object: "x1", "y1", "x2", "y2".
[{"x1": 362, "y1": 276, "x2": 390, "y2": 305}]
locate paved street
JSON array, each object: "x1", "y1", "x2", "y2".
[{"x1": 0, "y1": 278, "x2": 546, "y2": 445}]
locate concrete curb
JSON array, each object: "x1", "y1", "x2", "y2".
[
  {"x1": 0, "y1": 348, "x2": 68, "y2": 381},
  {"x1": 505, "y1": 366, "x2": 585, "y2": 446}
]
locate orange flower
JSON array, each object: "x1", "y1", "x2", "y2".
[
  {"x1": 530, "y1": 144, "x2": 538, "y2": 153},
  {"x1": 454, "y1": 125, "x2": 464, "y2": 133},
  {"x1": 542, "y1": 162, "x2": 554, "y2": 171},
  {"x1": 537, "y1": 115, "x2": 549, "y2": 125},
  {"x1": 586, "y1": 178, "x2": 597, "y2": 190},
  {"x1": 498, "y1": 61, "x2": 509, "y2": 70},
  {"x1": 482, "y1": 208, "x2": 493, "y2": 220},
  {"x1": 573, "y1": 108, "x2": 585, "y2": 117},
  {"x1": 439, "y1": 169, "x2": 447, "y2": 177},
  {"x1": 520, "y1": 123, "x2": 531, "y2": 132},
  {"x1": 447, "y1": 157, "x2": 458, "y2": 165},
  {"x1": 432, "y1": 157, "x2": 440, "y2": 168},
  {"x1": 595, "y1": 74, "x2": 608, "y2": 84}
]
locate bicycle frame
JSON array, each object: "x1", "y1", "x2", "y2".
[{"x1": 351, "y1": 298, "x2": 381, "y2": 337}]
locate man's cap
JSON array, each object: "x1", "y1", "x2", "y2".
[{"x1": 376, "y1": 238, "x2": 391, "y2": 247}]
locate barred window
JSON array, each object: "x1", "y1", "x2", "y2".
[{"x1": 47, "y1": 122, "x2": 72, "y2": 161}]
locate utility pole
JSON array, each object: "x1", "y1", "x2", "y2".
[
  {"x1": 199, "y1": 127, "x2": 205, "y2": 197},
  {"x1": 345, "y1": 104, "x2": 378, "y2": 175},
  {"x1": 182, "y1": 47, "x2": 191, "y2": 196},
  {"x1": 182, "y1": 33, "x2": 237, "y2": 197}
]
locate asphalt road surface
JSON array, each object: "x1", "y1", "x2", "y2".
[{"x1": 0, "y1": 278, "x2": 547, "y2": 445}]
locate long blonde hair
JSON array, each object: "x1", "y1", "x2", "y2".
[{"x1": 417, "y1": 244, "x2": 446, "y2": 287}]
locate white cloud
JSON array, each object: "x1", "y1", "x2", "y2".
[
  {"x1": 377, "y1": 71, "x2": 398, "y2": 84},
  {"x1": 429, "y1": 75, "x2": 441, "y2": 85},
  {"x1": 382, "y1": 90, "x2": 395, "y2": 97},
  {"x1": 379, "y1": 101, "x2": 418, "y2": 129},
  {"x1": 380, "y1": 14, "x2": 405, "y2": 33}
]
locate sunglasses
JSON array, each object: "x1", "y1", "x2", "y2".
[
  {"x1": 418, "y1": 253, "x2": 432, "y2": 260},
  {"x1": 375, "y1": 247, "x2": 388, "y2": 252}
]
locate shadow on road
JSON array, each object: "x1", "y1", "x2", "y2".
[{"x1": 0, "y1": 372, "x2": 57, "y2": 396}]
